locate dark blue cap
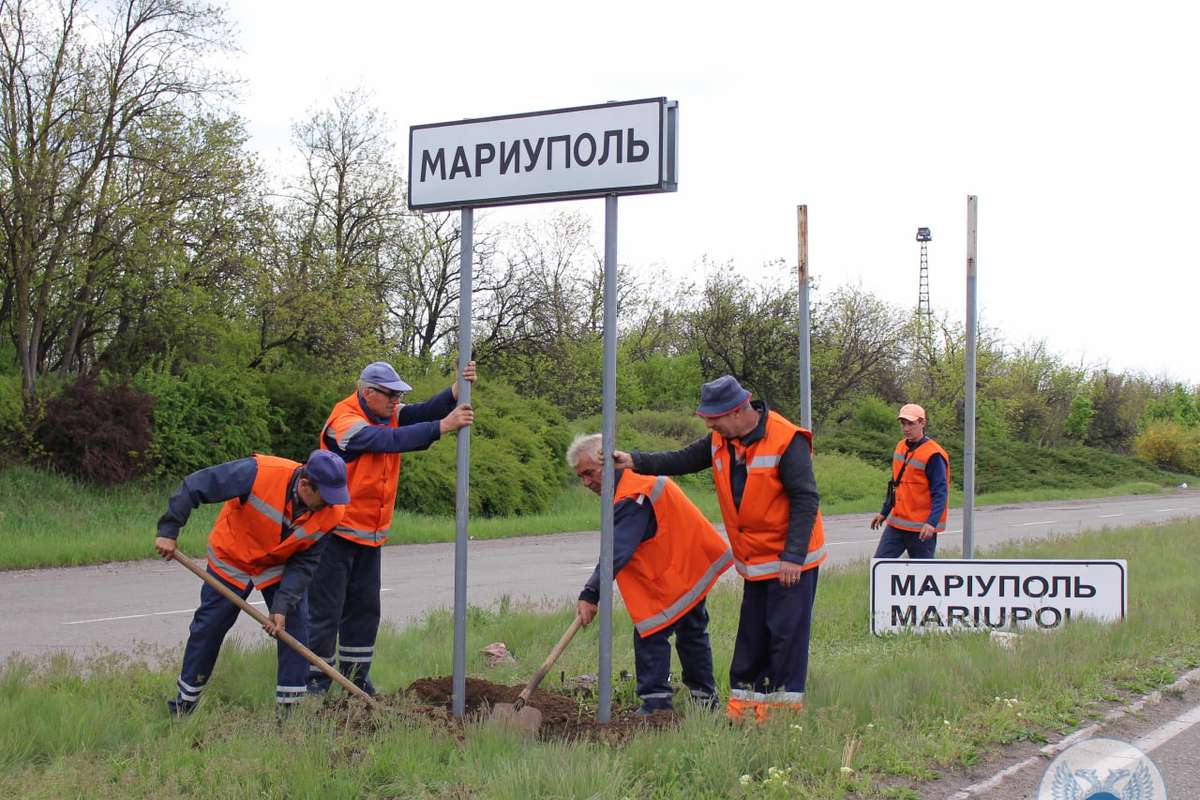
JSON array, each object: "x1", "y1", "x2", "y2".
[
  {"x1": 303, "y1": 449, "x2": 350, "y2": 505},
  {"x1": 696, "y1": 375, "x2": 751, "y2": 418},
  {"x1": 359, "y1": 361, "x2": 412, "y2": 393}
]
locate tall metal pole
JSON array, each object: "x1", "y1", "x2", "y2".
[
  {"x1": 797, "y1": 205, "x2": 812, "y2": 430},
  {"x1": 451, "y1": 207, "x2": 473, "y2": 716},
  {"x1": 598, "y1": 193, "x2": 618, "y2": 724},
  {"x1": 963, "y1": 196, "x2": 978, "y2": 559}
]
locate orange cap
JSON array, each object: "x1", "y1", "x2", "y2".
[{"x1": 897, "y1": 403, "x2": 926, "y2": 422}]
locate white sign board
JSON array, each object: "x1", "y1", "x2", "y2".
[
  {"x1": 870, "y1": 559, "x2": 1127, "y2": 635},
  {"x1": 408, "y1": 97, "x2": 677, "y2": 210}
]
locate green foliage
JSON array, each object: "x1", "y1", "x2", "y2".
[
  {"x1": 627, "y1": 351, "x2": 704, "y2": 411},
  {"x1": 1135, "y1": 421, "x2": 1200, "y2": 474},
  {"x1": 1063, "y1": 395, "x2": 1094, "y2": 441},
  {"x1": 35, "y1": 375, "x2": 155, "y2": 484},
  {"x1": 850, "y1": 396, "x2": 896, "y2": 434},
  {"x1": 260, "y1": 367, "x2": 355, "y2": 462},
  {"x1": 132, "y1": 363, "x2": 274, "y2": 480},
  {"x1": 1141, "y1": 384, "x2": 1200, "y2": 429},
  {"x1": 393, "y1": 378, "x2": 572, "y2": 517},
  {"x1": 0, "y1": 374, "x2": 22, "y2": 449}
]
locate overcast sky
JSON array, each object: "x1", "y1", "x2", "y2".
[{"x1": 229, "y1": 1, "x2": 1199, "y2": 385}]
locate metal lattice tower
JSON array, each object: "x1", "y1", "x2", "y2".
[{"x1": 916, "y1": 227, "x2": 932, "y2": 316}]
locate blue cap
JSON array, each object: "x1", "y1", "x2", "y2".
[
  {"x1": 303, "y1": 450, "x2": 350, "y2": 505},
  {"x1": 359, "y1": 361, "x2": 412, "y2": 393},
  {"x1": 696, "y1": 375, "x2": 751, "y2": 418}
]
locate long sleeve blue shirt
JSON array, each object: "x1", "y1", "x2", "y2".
[
  {"x1": 156, "y1": 457, "x2": 330, "y2": 617},
  {"x1": 322, "y1": 388, "x2": 457, "y2": 460}
]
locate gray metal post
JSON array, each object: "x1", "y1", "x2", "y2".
[
  {"x1": 963, "y1": 196, "x2": 978, "y2": 558},
  {"x1": 598, "y1": 194, "x2": 618, "y2": 724},
  {"x1": 797, "y1": 205, "x2": 812, "y2": 430},
  {"x1": 452, "y1": 207, "x2": 473, "y2": 716}
]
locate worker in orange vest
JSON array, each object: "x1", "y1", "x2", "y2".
[
  {"x1": 154, "y1": 450, "x2": 349, "y2": 715},
  {"x1": 870, "y1": 403, "x2": 950, "y2": 559},
  {"x1": 616, "y1": 375, "x2": 825, "y2": 722},
  {"x1": 307, "y1": 360, "x2": 474, "y2": 696},
  {"x1": 569, "y1": 433, "x2": 733, "y2": 714}
]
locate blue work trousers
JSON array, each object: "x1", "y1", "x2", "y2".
[
  {"x1": 176, "y1": 566, "x2": 309, "y2": 706},
  {"x1": 873, "y1": 525, "x2": 937, "y2": 559},
  {"x1": 633, "y1": 598, "x2": 717, "y2": 712},
  {"x1": 306, "y1": 535, "x2": 382, "y2": 693},
  {"x1": 729, "y1": 566, "x2": 819, "y2": 699}
]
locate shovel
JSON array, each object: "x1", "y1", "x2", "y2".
[
  {"x1": 489, "y1": 615, "x2": 583, "y2": 733},
  {"x1": 169, "y1": 551, "x2": 382, "y2": 711}
]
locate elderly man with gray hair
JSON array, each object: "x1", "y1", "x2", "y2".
[{"x1": 569, "y1": 433, "x2": 732, "y2": 715}]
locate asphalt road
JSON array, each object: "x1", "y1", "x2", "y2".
[{"x1": 4, "y1": 490, "x2": 1197, "y2": 664}]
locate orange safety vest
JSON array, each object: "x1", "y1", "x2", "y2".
[
  {"x1": 320, "y1": 392, "x2": 402, "y2": 547},
  {"x1": 613, "y1": 471, "x2": 733, "y2": 638},
  {"x1": 710, "y1": 410, "x2": 826, "y2": 581},
  {"x1": 886, "y1": 438, "x2": 951, "y2": 532},
  {"x1": 207, "y1": 454, "x2": 345, "y2": 590}
]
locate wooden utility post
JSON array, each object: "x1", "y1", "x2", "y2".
[{"x1": 797, "y1": 205, "x2": 812, "y2": 430}]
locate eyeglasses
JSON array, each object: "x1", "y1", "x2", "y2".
[{"x1": 370, "y1": 386, "x2": 406, "y2": 401}]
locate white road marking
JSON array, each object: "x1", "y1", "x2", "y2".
[
  {"x1": 1098, "y1": 513, "x2": 1123, "y2": 518},
  {"x1": 63, "y1": 600, "x2": 267, "y2": 625},
  {"x1": 1044, "y1": 505, "x2": 1102, "y2": 511},
  {"x1": 1018, "y1": 520, "x2": 1056, "y2": 527},
  {"x1": 1134, "y1": 703, "x2": 1200, "y2": 754}
]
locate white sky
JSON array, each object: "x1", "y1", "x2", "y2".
[{"x1": 230, "y1": 1, "x2": 1200, "y2": 384}]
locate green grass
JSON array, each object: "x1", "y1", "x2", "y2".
[
  {"x1": 0, "y1": 448, "x2": 1190, "y2": 569},
  {"x1": 2, "y1": 519, "x2": 1199, "y2": 798}
]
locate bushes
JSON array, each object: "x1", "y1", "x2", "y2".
[
  {"x1": 35, "y1": 375, "x2": 154, "y2": 484},
  {"x1": 1136, "y1": 421, "x2": 1200, "y2": 475},
  {"x1": 261, "y1": 369, "x2": 355, "y2": 462},
  {"x1": 394, "y1": 379, "x2": 572, "y2": 517},
  {"x1": 133, "y1": 364, "x2": 274, "y2": 479}
]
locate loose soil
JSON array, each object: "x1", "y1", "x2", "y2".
[{"x1": 318, "y1": 676, "x2": 677, "y2": 744}]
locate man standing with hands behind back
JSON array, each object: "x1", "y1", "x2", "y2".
[{"x1": 870, "y1": 403, "x2": 950, "y2": 559}]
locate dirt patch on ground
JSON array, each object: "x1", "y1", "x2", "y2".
[
  {"x1": 316, "y1": 676, "x2": 676, "y2": 743},
  {"x1": 405, "y1": 676, "x2": 676, "y2": 743}
]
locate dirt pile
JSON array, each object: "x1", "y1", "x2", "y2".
[{"x1": 405, "y1": 675, "x2": 676, "y2": 742}]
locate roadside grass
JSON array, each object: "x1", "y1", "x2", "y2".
[
  {"x1": 2, "y1": 520, "x2": 1199, "y2": 798},
  {"x1": 0, "y1": 454, "x2": 1189, "y2": 569}
]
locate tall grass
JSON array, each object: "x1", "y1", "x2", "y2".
[{"x1": 3, "y1": 520, "x2": 1199, "y2": 798}]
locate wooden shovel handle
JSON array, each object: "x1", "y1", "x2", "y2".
[
  {"x1": 169, "y1": 551, "x2": 382, "y2": 710},
  {"x1": 517, "y1": 615, "x2": 584, "y2": 704}
]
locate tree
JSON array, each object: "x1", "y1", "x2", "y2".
[{"x1": 0, "y1": 0, "x2": 234, "y2": 402}]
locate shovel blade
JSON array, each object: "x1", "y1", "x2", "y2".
[{"x1": 489, "y1": 702, "x2": 542, "y2": 734}]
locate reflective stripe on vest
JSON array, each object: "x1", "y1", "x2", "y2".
[
  {"x1": 614, "y1": 471, "x2": 732, "y2": 638},
  {"x1": 207, "y1": 545, "x2": 286, "y2": 588},
  {"x1": 246, "y1": 495, "x2": 326, "y2": 543},
  {"x1": 332, "y1": 524, "x2": 387, "y2": 545},
  {"x1": 634, "y1": 549, "x2": 734, "y2": 636},
  {"x1": 733, "y1": 544, "x2": 827, "y2": 579}
]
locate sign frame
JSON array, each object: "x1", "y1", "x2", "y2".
[{"x1": 408, "y1": 97, "x2": 678, "y2": 211}]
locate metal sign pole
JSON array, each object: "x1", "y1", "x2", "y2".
[
  {"x1": 452, "y1": 207, "x2": 473, "y2": 716},
  {"x1": 963, "y1": 196, "x2": 978, "y2": 559},
  {"x1": 797, "y1": 205, "x2": 812, "y2": 430},
  {"x1": 597, "y1": 193, "x2": 618, "y2": 724}
]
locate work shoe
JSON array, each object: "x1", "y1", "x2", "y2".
[{"x1": 167, "y1": 697, "x2": 197, "y2": 717}]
